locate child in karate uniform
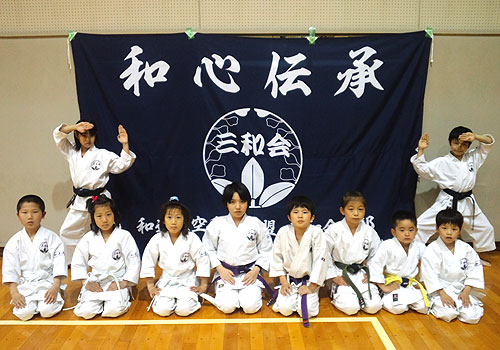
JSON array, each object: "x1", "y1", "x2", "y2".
[
  {"x1": 369, "y1": 210, "x2": 428, "y2": 314},
  {"x1": 325, "y1": 191, "x2": 382, "y2": 315},
  {"x1": 421, "y1": 209, "x2": 484, "y2": 324},
  {"x1": 270, "y1": 196, "x2": 329, "y2": 326},
  {"x1": 2, "y1": 195, "x2": 67, "y2": 321},
  {"x1": 202, "y1": 182, "x2": 273, "y2": 314},
  {"x1": 71, "y1": 195, "x2": 140, "y2": 319},
  {"x1": 411, "y1": 127, "x2": 494, "y2": 255},
  {"x1": 54, "y1": 120, "x2": 136, "y2": 261},
  {"x1": 141, "y1": 197, "x2": 211, "y2": 316}
]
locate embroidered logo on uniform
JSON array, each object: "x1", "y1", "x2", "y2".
[
  {"x1": 112, "y1": 249, "x2": 122, "y2": 260},
  {"x1": 200, "y1": 251, "x2": 208, "y2": 257},
  {"x1": 393, "y1": 293, "x2": 399, "y2": 302},
  {"x1": 247, "y1": 229, "x2": 257, "y2": 241},
  {"x1": 362, "y1": 238, "x2": 370, "y2": 251},
  {"x1": 180, "y1": 252, "x2": 190, "y2": 263},
  {"x1": 91, "y1": 160, "x2": 102, "y2": 171},
  {"x1": 460, "y1": 258, "x2": 468, "y2": 270},
  {"x1": 39, "y1": 241, "x2": 49, "y2": 253},
  {"x1": 54, "y1": 251, "x2": 65, "y2": 257}
]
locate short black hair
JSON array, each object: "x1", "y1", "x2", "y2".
[
  {"x1": 74, "y1": 119, "x2": 98, "y2": 150},
  {"x1": 448, "y1": 126, "x2": 472, "y2": 144},
  {"x1": 341, "y1": 190, "x2": 366, "y2": 208},
  {"x1": 286, "y1": 195, "x2": 315, "y2": 216},
  {"x1": 222, "y1": 182, "x2": 251, "y2": 206},
  {"x1": 436, "y1": 208, "x2": 463, "y2": 230},
  {"x1": 86, "y1": 194, "x2": 120, "y2": 233},
  {"x1": 17, "y1": 194, "x2": 45, "y2": 213},
  {"x1": 159, "y1": 198, "x2": 192, "y2": 237},
  {"x1": 391, "y1": 210, "x2": 417, "y2": 229}
]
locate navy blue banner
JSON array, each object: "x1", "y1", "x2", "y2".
[{"x1": 71, "y1": 31, "x2": 431, "y2": 253}]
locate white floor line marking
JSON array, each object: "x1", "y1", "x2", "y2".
[{"x1": 0, "y1": 316, "x2": 396, "y2": 349}]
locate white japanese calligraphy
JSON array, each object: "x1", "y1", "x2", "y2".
[
  {"x1": 241, "y1": 132, "x2": 265, "y2": 156},
  {"x1": 334, "y1": 46, "x2": 384, "y2": 98},
  {"x1": 120, "y1": 46, "x2": 170, "y2": 97},
  {"x1": 193, "y1": 54, "x2": 241, "y2": 93},
  {"x1": 265, "y1": 51, "x2": 312, "y2": 98}
]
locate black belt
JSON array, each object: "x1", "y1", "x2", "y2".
[
  {"x1": 334, "y1": 261, "x2": 372, "y2": 309},
  {"x1": 443, "y1": 189, "x2": 475, "y2": 229},
  {"x1": 66, "y1": 187, "x2": 105, "y2": 208}
]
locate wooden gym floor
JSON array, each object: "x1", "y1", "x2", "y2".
[{"x1": 0, "y1": 249, "x2": 499, "y2": 350}]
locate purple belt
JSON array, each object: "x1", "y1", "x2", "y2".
[
  {"x1": 214, "y1": 261, "x2": 278, "y2": 306},
  {"x1": 289, "y1": 275, "x2": 310, "y2": 328}
]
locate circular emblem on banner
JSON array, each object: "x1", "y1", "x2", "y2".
[{"x1": 203, "y1": 108, "x2": 303, "y2": 208}]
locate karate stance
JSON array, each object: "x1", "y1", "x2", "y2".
[{"x1": 54, "y1": 120, "x2": 136, "y2": 262}]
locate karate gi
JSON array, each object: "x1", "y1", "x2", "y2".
[
  {"x1": 53, "y1": 124, "x2": 136, "y2": 261},
  {"x1": 202, "y1": 214, "x2": 272, "y2": 314},
  {"x1": 325, "y1": 219, "x2": 382, "y2": 315},
  {"x1": 421, "y1": 238, "x2": 484, "y2": 324},
  {"x1": 411, "y1": 136, "x2": 495, "y2": 252},
  {"x1": 2, "y1": 227, "x2": 67, "y2": 321},
  {"x1": 270, "y1": 224, "x2": 329, "y2": 317},
  {"x1": 369, "y1": 237, "x2": 428, "y2": 314},
  {"x1": 140, "y1": 231, "x2": 211, "y2": 316},
  {"x1": 71, "y1": 227, "x2": 140, "y2": 319}
]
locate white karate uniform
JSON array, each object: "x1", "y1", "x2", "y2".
[
  {"x1": 411, "y1": 136, "x2": 495, "y2": 252},
  {"x1": 369, "y1": 237, "x2": 428, "y2": 314},
  {"x1": 270, "y1": 224, "x2": 329, "y2": 318},
  {"x1": 140, "y1": 231, "x2": 211, "y2": 317},
  {"x1": 325, "y1": 219, "x2": 382, "y2": 315},
  {"x1": 53, "y1": 124, "x2": 136, "y2": 261},
  {"x1": 71, "y1": 227, "x2": 140, "y2": 319},
  {"x1": 2, "y1": 227, "x2": 67, "y2": 321},
  {"x1": 421, "y1": 238, "x2": 484, "y2": 324},
  {"x1": 202, "y1": 213, "x2": 272, "y2": 314}
]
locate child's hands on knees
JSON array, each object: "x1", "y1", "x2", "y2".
[
  {"x1": 438, "y1": 289, "x2": 455, "y2": 308},
  {"x1": 458, "y1": 286, "x2": 472, "y2": 307},
  {"x1": 147, "y1": 285, "x2": 161, "y2": 298},
  {"x1": 107, "y1": 280, "x2": 129, "y2": 291},
  {"x1": 86, "y1": 281, "x2": 104, "y2": 292},
  {"x1": 243, "y1": 266, "x2": 260, "y2": 286},
  {"x1": 217, "y1": 265, "x2": 235, "y2": 285},
  {"x1": 190, "y1": 283, "x2": 208, "y2": 295},
  {"x1": 378, "y1": 282, "x2": 400, "y2": 293},
  {"x1": 298, "y1": 283, "x2": 319, "y2": 296},
  {"x1": 332, "y1": 276, "x2": 348, "y2": 286},
  {"x1": 44, "y1": 285, "x2": 59, "y2": 304},
  {"x1": 279, "y1": 276, "x2": 292, "y2": 296},
  {"x1": 11, "y1": 290, "x2": 26, "y2": 309}
]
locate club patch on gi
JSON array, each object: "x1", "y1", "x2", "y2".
[
  {"x1": 460, "y1": 258, "x2": 468, "y2": 270},
  {"x1": 90, "y1": 160, "x2": 102, "y2": 171},
  {"x1": 39, "y1": 241, "x2": 49, "y2": 254},
  {"x1": 180, "y1": 252, "x2": 190, "y2": 263},
  {"x1": 362, "y1": 238, "x2": 370, "y2": 251},
  {"x1": 112, "y1": 249, "x2": 122, "y2": 260},
  {"x1": 393, "y1": 293, "x2": 399, "y2": 302},
  {"x1": 247, "y1": 229, "x2": 257, "y2": 241}
]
